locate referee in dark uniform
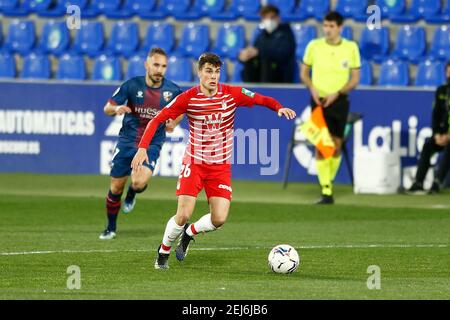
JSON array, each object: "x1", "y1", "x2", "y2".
[
  {"x1": 408, "y1": 62, "x2": 450, "y2": 194},
  {"x1": 301, "y1": 12, "x2": 361, "y2": 204}
]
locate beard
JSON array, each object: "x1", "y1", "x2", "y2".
[{"x1": 149, "y1": 73, "x2": 163, "y2": 84}]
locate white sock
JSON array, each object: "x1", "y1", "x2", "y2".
[
  {"x1": 159, "y1": 216, "x2": 184, "y2": 254},
  {"x1": 186, "y1": 213, "x2": 217, "y2": 236}
]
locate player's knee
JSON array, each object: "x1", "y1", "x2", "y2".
[
  {"x1": 110, "y1": 184, "x2": 124, "y2": 195},
  {"x1": 131, "y1": 180, "x2": 147, "y2": 191},
  {"x1": 211, "y1": 215, "x2": 227, "y2": 228},
  {"x1": 175, "y1": 209, "x2": 191, "y2": 225}
]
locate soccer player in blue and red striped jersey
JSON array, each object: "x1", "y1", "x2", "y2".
[{"x1": 100, "y1": 48, "x2": 183, "y2": 240}]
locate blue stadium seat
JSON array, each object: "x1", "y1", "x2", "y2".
[
  {"x1": 292, "y1": 24, "x2": 317, "y2": 60},
  {"x1": 24, "y1": 0, "x2": 52, "y2": 13},
  {"x1": 5, "y1": 20, "x2": 36, "y2": 55},
  {"x1": 73, "y1": 21, "x2": 105, "y2": 58},
  {"x1": 415, "y1": 59, "x2": 446, "y2": 87},
  {"x1": 136, "y1": 0, "x2": 167, "y2": 19},
  {"x1": 210, "y1": 0, "x2": 241, "y2": 20},
  {"x1": 231, "y1": 0, "x2": 261, "y2": 21},
  {"x1": 56, "y1": 54, "x2": 86, "y2": 80},
  {"x1": 359, "y1": 60, "x2": 373, "y2": 85},
  {"x1": 213, "y1": 24, "x2": 245, "y2": 60},
  {"x1": 392, "y1": 26, "x2": 426, "y2": 64},
  {"x1": 38, "y1": 21, "x2": 70, "y2": 56},
  {"x1": 141, "y1": 22, "x2": 175, "y2": 55},
  {"x1": 21, "y1": 53, "x2": 51, "y2": 79},
  {"x1": 426, "y1": 0, "x2": 450, "y2": 23},
  {"x1": 378, "y1": 59, "x2": 409, "y2": 86},
  {"x1": 429, "y1": 25, "x2": 450, "y2": 61},
  {"x1": 335, "y1": 0, "x2": 368, "y2": 18},
  {"x1": 106, "y1": 21, "x2": 139, "y2": 58},
  {"x1": 126, "y1": 54, "x2": 146, "y2": 80},
  {"x1": 92, "y1": 55, "x2": 122, "y2": 81},
  {"x1": 219, "y1": 60, "x2": 228, "y2": 83},
  {"x1": 38, "y1": 0, "x2": 89, "y2": 17},
  {"x1": 78, "y1": 0, "x2": 102, "y2": 18},
  {"x1": 176, "y1": 23, "x2": 210, "y2": 58},
  {"x1": 375, "y1": 0, "x2": 406, "y2": 19},
  {"x1": 342, "y1": 25, "x2": 353, "y2": 40},
  {"x1": 0, "y1": 52, "x2": 16, "y2": 78},
  {"x1": 160, "y1": 0, "x2": 201, "y2": 20},
  {"x1": 283, "y1": 0, "x2": 329, "y2": 21},
  {"x1": 267, "y1": 0, "x2": 296, "y2": 19},
  {"x1": 0, "y1": 21, "x2": 3, "y2": 47},
  {"x1": 359, "y1": 26, "x2": 390, "y2": 63},
  {"x1": 231, "y1": 60, "x2": 244, "y2": 82},
  {"x1": 250, "y1": 25, "x2": 264, "y2": 45},
  {"x1": 177, "y1": 0, "x2": 225, "y2": 20},
  {"x1": 106, "y1": 0, "x2": 154, "y2": 19},
  {"x1": 390, "y1": 0, "x2": 441, "y2": 23},
  {"x1": 166, "y1": 56, "x2": 193, "y2": 82},
  {"x1": 0, "y1": 0, "x2": 29, "y2": 16}
]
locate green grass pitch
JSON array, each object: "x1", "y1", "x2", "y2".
[{"x1": 0, "y1": 173, "x2": 449, "y2": 299}]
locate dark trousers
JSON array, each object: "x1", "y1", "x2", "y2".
[
  {"x1": 242, "y1": 57, "x2": 288, "y2": 83},
  {"x1": 415, "y1": 137, "x2": 450, "y2": 184}
]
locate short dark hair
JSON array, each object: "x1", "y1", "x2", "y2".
[
  {"x1": 148, "y1": 47, "x2": 167, "y2": 58},
  {"x1": 198, "y1": 52, "x2": 223, "y2": 70},
  {"x1": 324, "y1": 11, "x2": 344, "y2": 26},
  {"x1": 259, "y1": 4, "x2": 280, "y2": 17}
]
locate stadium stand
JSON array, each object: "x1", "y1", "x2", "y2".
[
  {"x1": 378, "y1": 58, "x2": 410, "y2": 86},
  {"x1": 126, "y1": 54, "x2": 146, "y2": 79},
  {"x1": 414, "y1": 59, "x2": 446, "y2": 86},
  {"x1": 0, "y1": 51, "x2": 16, "y2": 78},
  {"x1": 56, "y1": 53, "x2": 86, "y2": 80},
  {"x1": 165, "y1": 56, "x2": 193, "y2": 82},
  {"x1": 21, "y1": 52, "x2": 51, "y2": 79},
  {"x1": 38, "y1": 20, "x2": 70, "y2": 56},
  {"x1": 359, "y1": 59, "x2": 373, "y2": 86},
  {"x1": 92, "y1": 54, "x2": 122, "y2": 81},
  {"x1": 0, "y1": 0, "x2": 447, "y2": 85},
  {"x1": 4, "y1": 19, "x2": 36, "y2": 54}
]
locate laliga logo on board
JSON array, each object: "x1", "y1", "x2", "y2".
[{"x1": 293, "y1": 106, "x2": 434, "y2": 179}]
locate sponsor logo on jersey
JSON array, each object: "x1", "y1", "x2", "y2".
[
  {"x1": 218, "y1": 184, "x2": 232, "y2": 192},
  {"x1": 242, "y1": 88, "x2": 255, "y2": 98},
  {"x1": 134, "y1": 107, "x2": 160, "y2": 119},
  {"x1": 163, "y1": 91, "x2": 173, "y2": 102},
  {"x1": 136, "y1": 91, "x2": 144, "y2": 98},
  {"x1": 221, "y1": 100, "x2": 227, "y2": 109},
  {"x1": 204, "y1": 113, "x2": 223, "y2": 131},
  {"x1": 342, "y1": 60, "x2": 349, "y2": 69}
]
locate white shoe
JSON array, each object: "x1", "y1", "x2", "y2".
[
  {"x1": 122, "y1": 198, "x2": 136, "y2": 214},
  {"x1": 99, "y1": 230, "x2": 116, "y2": 240}
]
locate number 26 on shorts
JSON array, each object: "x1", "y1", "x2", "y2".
[{"x1": 179, "y1": 164, "x2": 191, "y2": 178}]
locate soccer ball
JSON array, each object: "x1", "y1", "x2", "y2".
[{"x1": 268, "y1": 244, "x2": 300, "y2": 274}]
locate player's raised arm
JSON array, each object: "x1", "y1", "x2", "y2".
[
  {"x1": 131, "y1": 93, "x2": 188, "y2": 171},
  {"x1": 231, "y1": 86, "x2": 297, "y2": 120},
  {"x1": 104, "y1": 81, "x2": 132, "y2": 116}
]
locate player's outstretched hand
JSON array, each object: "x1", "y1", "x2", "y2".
[
  {"x1": 115, "y1": 106, "x2": 132, "y2": 115},
  {"x1": 278, "y1": 108, "x2": 297, "y2": 120},
  {"x1": 131, "y1": 148, "x2": 149, "y2": 172}
]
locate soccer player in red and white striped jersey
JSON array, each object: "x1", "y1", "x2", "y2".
[{"x1": 131, "y1": 53, "x2": 296, "y2": 269}]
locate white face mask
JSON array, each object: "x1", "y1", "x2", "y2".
[{"x1": 261, "y1": 19, "x2": 278, "y2": 34}]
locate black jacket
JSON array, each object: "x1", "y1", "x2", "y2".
[
  {"x1": 432, "y1": 83, "x2": 450, "y2": 135},
  {"x1": 253, "y1": 23, "x2": 297, "y2": 83}
]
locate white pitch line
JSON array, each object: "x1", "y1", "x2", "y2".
[{"x1": 0, "y1": 244, "x2": 448, "y2": 256}]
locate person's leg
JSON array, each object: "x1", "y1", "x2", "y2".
[
  {"x1": 123, "y1": 166, "x2": 152, "y2": 213},
  {"x1": 414, "y1": 138, "x2": 441, "y2": 185},
  {"x1": 435, "y1": 144, "x2": 450, "y2": 184},
  {"x1": 100, "y1": 176, "x2": 128, "y2": 239},
  {"x1": 176, "y1": 164, "x2": 232, "y2": 261},
  {"x1": 330, "y1": 137, "x2": 343, "y2": 181},
  {"x1": 124, "y1": 145, "x2": 161, "y2": 213}
]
